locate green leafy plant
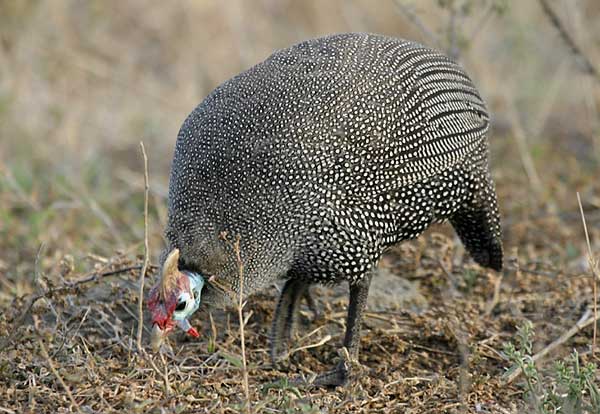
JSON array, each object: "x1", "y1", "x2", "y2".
[{"x1": 503, "y1": 321, "x2": 600, "y2": 414}]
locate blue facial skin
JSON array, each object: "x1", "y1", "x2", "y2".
[
  {"x1": 185, "y1": 271, "x2": 204, "y2": 316},
  {"x1": 172, "y1": 271, "x2": 204, "y2": 332}
]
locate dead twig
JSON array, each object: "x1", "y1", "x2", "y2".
[
  {"x1": 446, "y1": 0, "x2": 460, "y2": 61},
  {"x1": 465, "y1": 1, "x2": 496, "y2": 47},
  {"x1": 0, "y1": 163, "x2": 40, "y2": 211},
  {"x1": 136, "y1": 141, "x2": 150, "y2": 352},
  {"x1": 34, "y1": 316, "x2": 82, "y2": 414},
  {"x1": 384, "y1": 375, "x2": 437, "y2": 389},
  {"x1": 505, "y1": 307, "x2": 599, "y2": 383},
  {"x1": 289, "y1": 335, "x2": 332, "y2": 356},
  {"x1": 159, "y1": 353, "x2": 172, "y2": 394},
  {"x1": 392, "y1": 0, "x2": 441, "y2": 49},
  {"x1": 577, "y1": 192, "x2": 598, "y2": 356},
  {"x1": 1, "y1": 265, "x2": 142, "y2": 350},
  {"x1": 141, "y1": 351, "x2": 172, "y2": 396},
  {"x1": 538, "y1": 0, "x2": 600, "y2": 83},
  {"x1": 505, "y1": 96, "x2": 545, "y2": 201}
]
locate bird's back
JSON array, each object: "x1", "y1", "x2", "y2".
[{"x1": 167, "y1": 33, "x2": 501, "y2": 288}]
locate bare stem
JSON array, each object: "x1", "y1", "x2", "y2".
[
  {"x1": 538, "y1": 0, "x2": 600, "y2": 83},
  {"x1": 139, "y1": 351, "x2": 171, "y2": 396},
  {"x1": 577, "y1": 192, "x2": 598, "y2": 356},
  {"x1": 446, "y1": 0, "x2": 460, "y2": 61},
  {"x1": 234, "y1": 236, "x2": 250, "y2": 412},
  {"x1": 220, "y1": 232, "x2": 251, "y2": 412},
  {"x1": 136, "y1": 141, "x2": 150, "y2": 352},
  {"x1": 392, "y1": 0, "x2": 441, "y2": 49},
  {"x1": 506, "y1": 97, "x2": 544, "y2": 201}
]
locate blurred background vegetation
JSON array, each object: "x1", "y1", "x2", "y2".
[{"x1": 1, "y1": 0, "x2": 599, "y2": 277}]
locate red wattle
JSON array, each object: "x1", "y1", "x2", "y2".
[{"x1": 187, "y1": 327, "x2": 200, "y2": 338}]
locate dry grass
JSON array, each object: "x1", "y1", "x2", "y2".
[
  {"x1": 1, "y1": 224, "x2": 599, "y2": 412},
  {"x1": 1, "y1": 1, "x2": 600, "y2": 413}
]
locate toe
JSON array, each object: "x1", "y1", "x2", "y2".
[{"x1": 309, "y1": 360, "x2": 349, "y2": 387}]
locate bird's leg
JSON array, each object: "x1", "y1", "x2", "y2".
[
  {"x1": 311, "y1": 273, "x2": 372, "y2": 387},
  {"x1": 270, "y1": 279, "x2": 307, "y2": 364},
  {"x1": 302, "y1": 286, "x2": 320, "y2": 322}
]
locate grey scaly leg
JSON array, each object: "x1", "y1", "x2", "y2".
[
  {"x1": 311, "y1": 272, "x2": 372, "y2": 387},
  {"x1": 270, "y1": 279, "x2": 307, "y2": 364},
  {"x1": 303, "y1": 287, "x2": 320, "y2": 322}
]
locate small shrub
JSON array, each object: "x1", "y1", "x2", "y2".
[{"x1": 503, "y1": 321, "x2": 600, "y2": 414}]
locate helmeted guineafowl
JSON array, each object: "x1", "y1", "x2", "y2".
[{"x1": 147, "y1": 32, "x2": 503, "y2": 386}]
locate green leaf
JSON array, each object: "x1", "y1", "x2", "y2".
[{"x1": 220, "y1": 351, "x2": 243, "y2": 368}]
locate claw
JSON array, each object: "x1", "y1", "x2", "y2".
[{"x1": 309, "y1": 360, "x2": 350, "y2": 387}]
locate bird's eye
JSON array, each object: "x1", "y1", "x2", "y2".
[{"x1": 175, "y1": 300, "x2": 187, "y2": 311}]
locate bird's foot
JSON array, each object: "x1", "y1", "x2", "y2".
[
  {"x1": 302, "y1": 348, "x2": 362, "y2": 388},
  {"x1": 270, "y1": 340, "x2": 290, "y2": 368},
  {"x1": 308, "y1": 360, "x2": 350, "y2": 387}
]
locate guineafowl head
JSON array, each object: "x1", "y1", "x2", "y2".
[
  {"x1": 147, "y1": 240, "x2": 245, "y2": 350},
  {"x1": 146, "y1": 249, "x2": 207, "y2": 350}
]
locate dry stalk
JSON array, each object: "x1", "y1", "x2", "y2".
[
  {"x1": 446, "y1": 0, "x2": 460, "y2": 61},
  {"x1": 505, "y1": 98, "x2": 545, "y2": 201},
  {"x1": 159, "y1": 353, "x2": 172, "y2": 394},
  {"x1": 289, "y1": 335, "x2": 332, "y2": 356},
  {"x1": 220, "y1": 232, "x2": 251, "y2": 412},
  {"x1": 33, "y1": 242, "x2": 46, "y2": 293},
  {"x1": 234, "y1": 237, "x2": 251, "y2": 412},
  {"x1": 134, "y1": 142, "x2": 172, "y2": 396},
  {"x1": 465, "y1": 1, "x2": 496, "y2": 46},
  {"x1": 577, "y1": 192, "x2": 598, "y2": 355},
  {"x1": 136, "y1": 141, "x2": 150, "y2": 352},
  {"x1": 141, "y1": 351, "x2": 172, "y2": 396}
]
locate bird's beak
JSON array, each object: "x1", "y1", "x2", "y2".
[{"x1": 151, "y1": 324, "x2": 165, "y2": 352}]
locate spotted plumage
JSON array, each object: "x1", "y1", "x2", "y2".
[
  {"x1": 161, "y1": 32, "x2": 503, "y2": 385},
  {"x1": 167, "y1": 32, "x2": 501, "y2": 286}
]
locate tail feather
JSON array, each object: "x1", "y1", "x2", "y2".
[{"x1": 450, "y1": 175, "x2": 503, "y2": 271}]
